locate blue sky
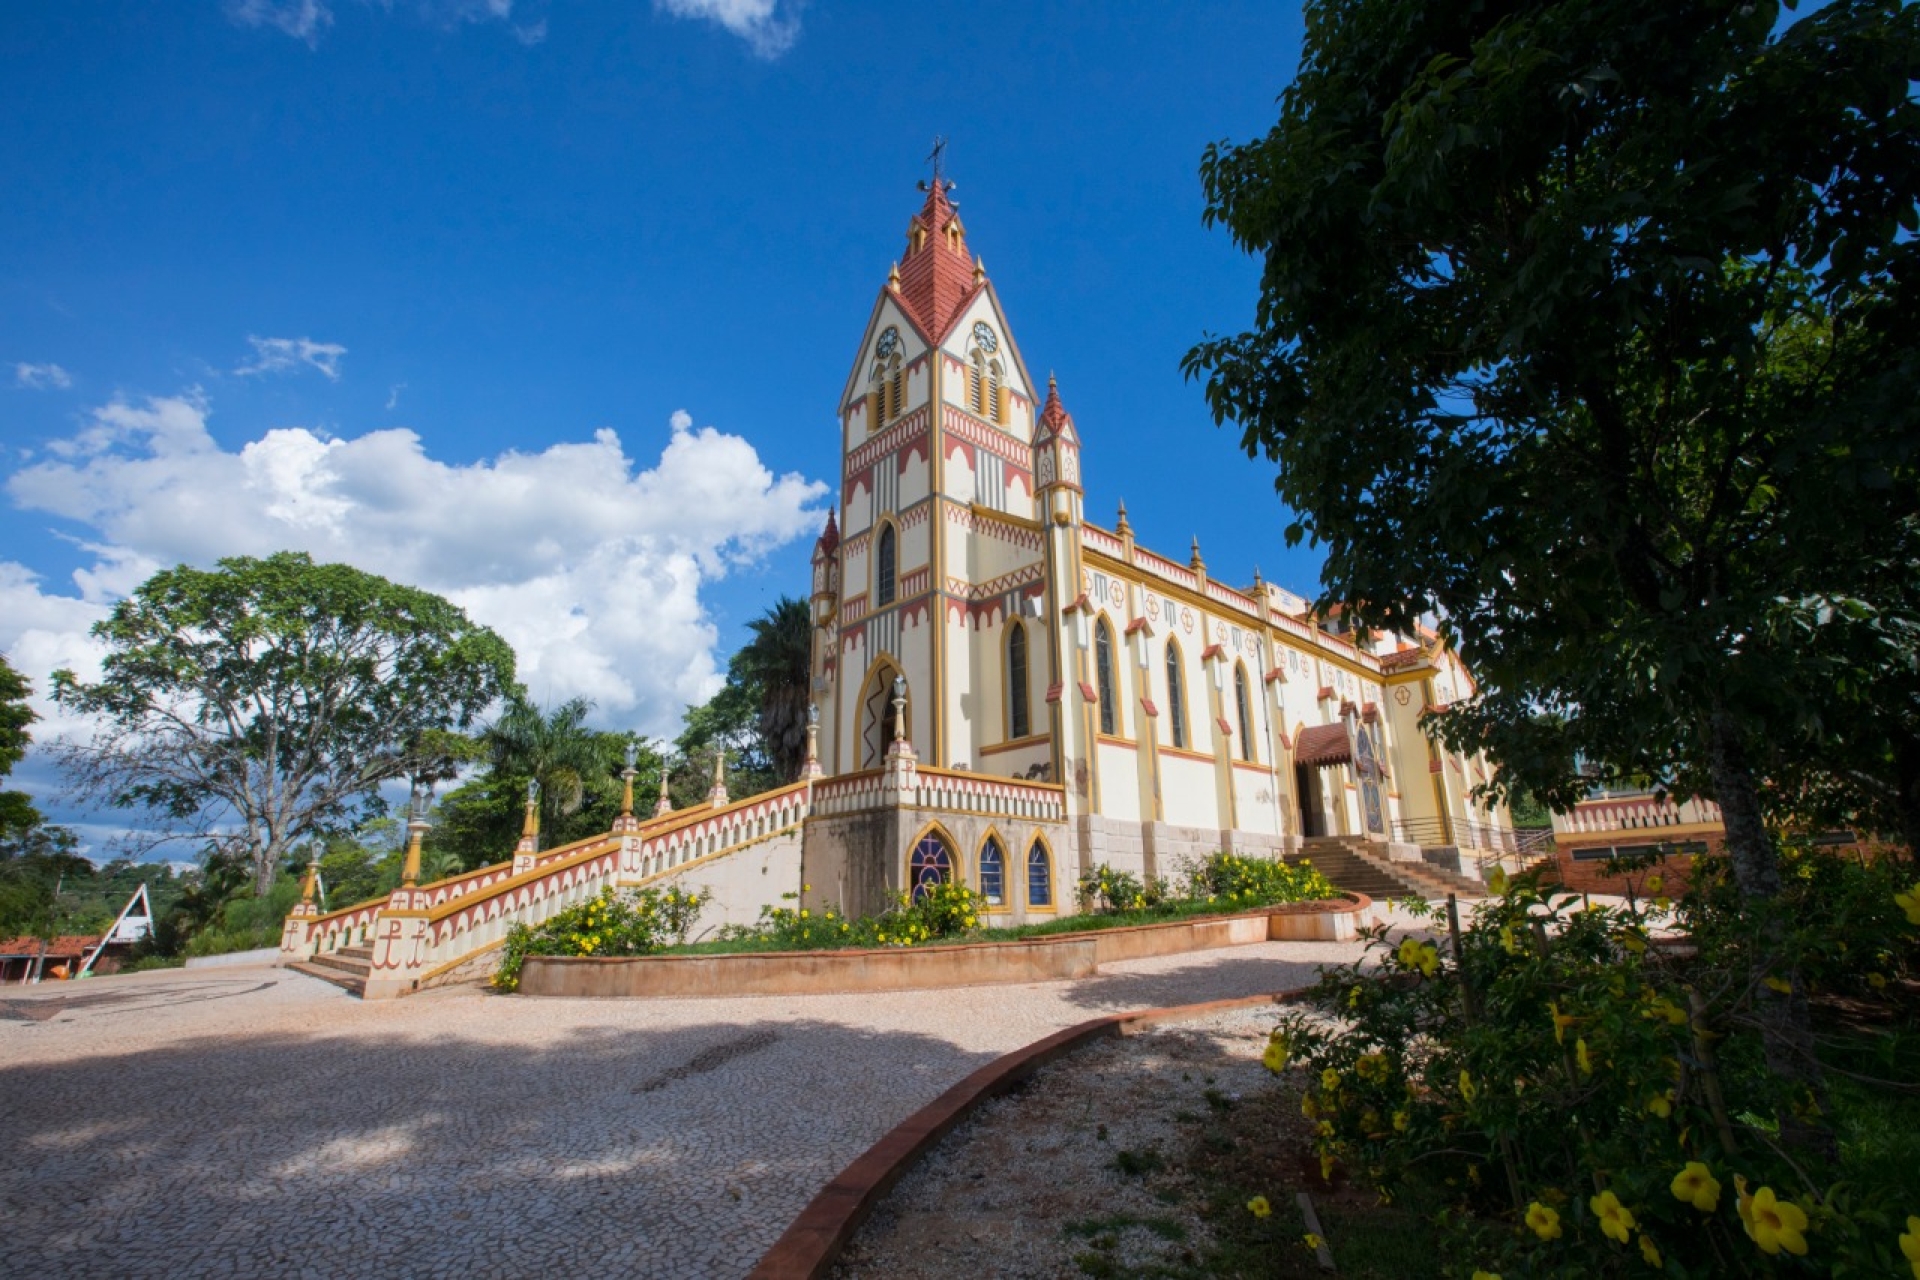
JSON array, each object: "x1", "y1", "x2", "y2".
[{"x1": 1, "y1": 0, "x2": 1315, "y2": 851}]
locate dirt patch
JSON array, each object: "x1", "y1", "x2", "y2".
[{"x1": 831, "y1": 1004, "x2": 1426, "y2": 1279}]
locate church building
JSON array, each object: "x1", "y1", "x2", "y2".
[{"x1": 795, "y1": 174, "x2": 1515, "y2": 924}]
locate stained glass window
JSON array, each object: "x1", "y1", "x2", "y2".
[
  {"x1": 1027, "y1": 841, "x2": 1053, "y2": 908},
  {"x1": 909, "y1": 831, "x2": 953, "y2": 902},
  {"x1": 1235, "y1": 663, "x2": 1255, "y2": 763},
  {"x1": 1007, "y1": 623, "x2": 1029, "y2": 739},
  {"x1": 979, "y1": 837, "x2": 1005, "y2": 905},
  {"x1": 1166, "y1": 642, "x2": 1187, "y2": 750},
  {"x1": 876, "y1": 524, "x2": 896, "y2": 607},
  {"x1": 1095, "y1": 620, "x2": 1118, "y2": 735}
]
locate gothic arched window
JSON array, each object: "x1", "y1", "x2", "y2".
[
  {"x1": 989, "y1": 359, "x2": 1006, "y2": 425},
  {"x1": 1027, "y1": 840, "x2": 1053, "y2": 908},
  {"x1": 1166, "y1": 641, "x2": 1188, "y2": 750},
  {"x1": 979, "y1": 836, "x2": 1005, "y2": 905},
  {"x1": 875, "y1": 523, "x2": 897, "y2": 608},
  {"x1": 1006, "y1": 621, "x2": 1030, "y2": 739},
  {"x1": 1095, "y1": 618, "x2": 1119, "y2": 736},
  {"x1": 909, "y1": 830, "x2": 954, "y2": 903},
  {"x1": 969, "y1": 351, "x2": 987, "y2": 415},
  {"x1": 1235, "y1": 662, "x2": 1255, "y2": 763},
  {"x1": 887, "y1": 353, "x2": 903, "y2": 420}
]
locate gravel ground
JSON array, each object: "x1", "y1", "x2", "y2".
[{"x1": 833, "y1": 1003, "x2": 1296, "y2": 1280}]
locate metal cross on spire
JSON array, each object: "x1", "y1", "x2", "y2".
[{"x1": 920, "y1": 135, "x2": 952, "y2": 192}]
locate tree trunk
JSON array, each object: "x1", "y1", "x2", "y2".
[{"x1": 1706, "y1": 707, "x2": 1835, "y2": 1161}]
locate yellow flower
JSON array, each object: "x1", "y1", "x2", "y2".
[
  {"x1": 799, "y1": 908, "x2": 809, "y2": 919},
  {"x1": 1620, "y1": 929, "x2": 1648, "y2": 954},
  {"x1": 1356, "y1": 1052, "x2": 1387, "y2": 1081},
  {"x1": 1747, "y1": 1186, "x2": 1809, "y2": 1256},
  {"x1": 802, "y1": 883, "x2": 811, "y2": 892},
  {"x1": 1500, "y1": 925, "x2": 1519, "y2": 954},
  {"x1": 1396, "y1": 936, "x2": 1439, "y2": 976},
  {"x1": 1459, "y1": 1069, "x2": 1477, "y2": 1103},
  {"x1": 1644, "y1": 873, "x2": 1664, "y2": 895},
  {"x1": 1525, "y1": 1202, "x2": 1562, "y2": 1241},
  {"x1": 1645, "y1": 996, "x2": 1687, "y2": 1026},
  {"x1": 1392, "y1": 1109, "x2": 1409, "y2": 1132},
  {"x1": 1487, "y1": 866, "x2": 1510, "y2": 895},
  {"x1": 1869, "y1": 972, "x2": 1888, "y2": 990},
  {"x1": 1895, "y1": 882, "x2": 1920, "y2": 926},
  {"x1": 1247, "y1": 1195, "x2": 1271, "y2": 1218},
  {"x1": 1897, "y1": 1215, "x2": 1920, "y2": 1279},
  {"x1": 1302, "y1": 1094, "x2": 1318, "y2": 1119},
  {"x1": 1302, "y1": 1232, "x2": 1323, "y2": 1251},
  {"x1": 1735, "y1": 1175, "x2": 1755, "y2": 1237},
  {"x1": 1763, "y1": 975, "x2": 1792, "y2": 995},
  {"x1": 1263, "y1": 1037, "x2": 1292, "y2": 1074},
  {"x1": 1591, "y1": 1190, "x2": 1636, "y2": 1244},
  {"x1": 1472, "y1": 1272, "x2": 1502, "y2": 1280},
  {"x1": 1322, "y1": 1067, "x2": 1341, "y2": 1091},
  {"x1": 1319, "y1": 1152, "x2": 1336, "y2": 1181},
  {"x1": 1550, "y1": 1001, "x2": 1578, "y2": 1044},
  {"x1": 1638, "y1": 1233, "x2": 1662, "y2": 1268},
  {"x1": 1576, "y1": 1038, "x2": 1594, "y2": 1075},
  {"x1": 1645, "y1": 1092, "x2": 1672, "y2": 1119}
]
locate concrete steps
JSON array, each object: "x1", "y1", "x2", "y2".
[
  {"x1": 1288, "y1": 837, "x2": 1486, "y2": 903},
  {"x1": 289, "y1": 943, "x2": 372, "y2": 997}
]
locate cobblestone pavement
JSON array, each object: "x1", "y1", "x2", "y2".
[{"x1": 0, "y1": 937, "x2": 1382, "y2": 1279}]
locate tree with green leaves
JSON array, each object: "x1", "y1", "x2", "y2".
[
  {"x1": 53, "y1": 552, "x2": 519, "y2": 894},
  {"x1": 1185, "y1": 0, "x2": 1919, "y2": 1151},
  {"x1": 674, "y1": 595, "x2": 814, "y2": 798},
  {"x1": 0, "y1": 653, "x2": 44, "y2": 839}
]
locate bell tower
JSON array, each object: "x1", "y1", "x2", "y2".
[{"x1": 813, "y1": 169, "x2": 1052, "y2": 783}]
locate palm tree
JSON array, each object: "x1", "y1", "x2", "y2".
[
  {"x1": 728, "y1": 597, "x2": 813, "y2": 782},
  {"x1": 483, "y1": 696, "x2": 606, "y2": 829}
]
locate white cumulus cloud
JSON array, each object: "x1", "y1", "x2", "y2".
[
  {"x1": 656, "y1": 0, "x2": 800, "y2": 59},
  {"x1": 3, "y1": 391, "x2": 827, "y2": 745},
  {"x1": 236, "y1": 336, "x2": 347, "y2": 381},
  {"x1": 14, "y1": 362, "x2": 73, "y2": 390}
]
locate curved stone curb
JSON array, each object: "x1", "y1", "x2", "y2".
[{"x1": 746, "y1": 984, "x2": 1315, "y2": 1280}]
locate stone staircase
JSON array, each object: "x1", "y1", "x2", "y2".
[
  {"x1": 1288, "y1": 836, "x2": 1486, "y2": 903},
  {"x1": 289, "y1": 944, "x2": 372, "y2": 997}
]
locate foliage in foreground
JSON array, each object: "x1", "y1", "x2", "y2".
[
  {"x1": 492, "y1": 885, "x2": 705, "y2": 992},
  {"x1": 1269, "y1": 846, "x2": 1920, "y2": 1277}
]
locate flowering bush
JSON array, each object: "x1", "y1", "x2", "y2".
[
  {"x1": 493, "y1": 884, "x2": 704, "y2": 991},
  {"x1": 1077, "y1": 863, "x2": 1157, "y2": 914},
  {"x1": 717, "y1": 880, "x2": 988, "y2": 951},
  {"x1": 1267, "y1": 846, "x2": 1919, "y2": 1277},
  {"x1": 1183, "y1": 850, "x2": 1339, "y2": 906}
]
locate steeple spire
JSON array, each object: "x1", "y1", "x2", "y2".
[{"x1": 893, "y1": 161, "x2": 977, "y2": 342}]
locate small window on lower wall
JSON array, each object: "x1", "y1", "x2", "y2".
[
  {"x1": 979, "y1": 837, "x2": 1006, "y2": 906},
  {"x1": 910, "y1": 832, "x2": 954, "y2": 901},
  {"x1": 1027, "y1": 841, "x2": 1053, "y2": 908}
]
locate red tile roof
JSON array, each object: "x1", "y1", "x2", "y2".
[
  {"x1": 892, "y1": 178, "x2": 979, "y2": 343},
  {"x1": 1295, "y1": 723, "x2": 1353, "y2": 768}
]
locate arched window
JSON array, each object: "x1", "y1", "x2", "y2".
[
  {"x1": 989, "y1": 359, "x2": 1006, "y2": 425},
  {"x1": 1234, "y1": 662, "x2": 1255, "y2": 763},
  {"x1": 869, "y1": 363, "x2": 887, "y2": 430},
  {"x1": 979, "y1": 836, "x2": 1005, "y2": 905},
  {"x1": 1027, "y1": 840, "x2": 1053, "y2": 908},
  {"x1": 1095, "y1": 618, "x2": 1119, "y2": 736},
  {"x1": 969, "y1": 352, "x2": 987, "y2": 415},
  {"x1": 875, "y1": 523, "x2": 897, "y2": 608},
  {"x1": 909, "y1": 830, "x2": 954, "y2": 903},
  {"x1": 1006, "y1": 621, "x2": 1029, "y2": 739},
  {"x1": 1166, "y1": 641, "x2": 1188, "y2": 750}
]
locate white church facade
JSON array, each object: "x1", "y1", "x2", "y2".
[{"x1": 794, "y1": 175, "x2": 1515, "y2": 924}]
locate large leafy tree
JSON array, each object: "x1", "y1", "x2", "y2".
[
  {"x1": 0, "y1": 654, "x2": 43, "y2": 838},
  {"x1": 1185, "y1": 0, "x2": 1919, "y2": 1148},
  {"x1": 731, "y1": 595, "x2": 814, "y2": 784},
  {"x1": 53, "y1": 552, "x2": 519, "y2": 893}
]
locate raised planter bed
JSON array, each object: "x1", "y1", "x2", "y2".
[{"x1": 516, "y1": 893, "x2": 1370, "y2": 999}]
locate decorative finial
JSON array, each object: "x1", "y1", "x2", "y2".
[
  {"x1": 1116, "y1": 499, "x2": 1132, "y2": 538},
  {"x1": 707, "y1": 750, "x2": 730, "y2": 808},
  {"x1": 890, "y1": 675, "x2": 908, "y2": 743},
  {"x1": 973, "y1": 257, "x2": 985, "y2": 285},
  {"x1": 1190, "y1": 536, "x2": 1206, "y2": 573},
  {"x1": 888, "y1": 261, "x2": 901, "y2": 290}
]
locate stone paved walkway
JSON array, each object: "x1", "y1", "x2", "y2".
[{"x1": 0, "y1": 936, "x2": 1381, "y2": 1279}]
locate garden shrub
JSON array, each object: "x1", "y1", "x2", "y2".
[
  {"x1": 1184, "y1": 850, "x2": 1338, "y2": 906},
  {"x1": 493, "y1": 884, "x2": 704, "y2": 991},
  {"x1": 1267, "y1": 844, "x2": 1920, "y2": 1278},
  {"x1": 719, "y1": 880, "x2": 990, "y2": 951}
]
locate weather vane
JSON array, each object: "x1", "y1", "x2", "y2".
[{"x1": 920, "y1": 135, "x2": 952, "y2": 192}]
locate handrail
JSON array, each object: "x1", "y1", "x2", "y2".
[
  {"x1": 423, "y1": 834, "x2": 623, "y2": 925},
  {"x1": 912, "y1": 764, "x2": 1067, "y2": 793},
  {"x1": 640, "y1": 780, "x2": 811, "y2": 842}
]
